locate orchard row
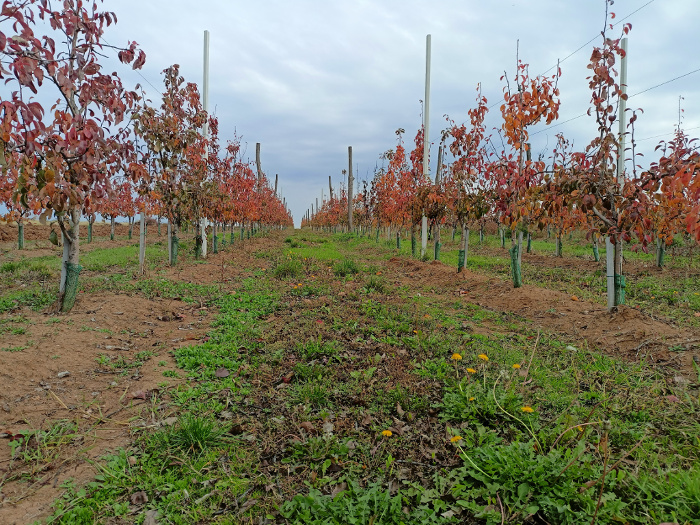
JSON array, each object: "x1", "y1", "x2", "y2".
[
  {"x1": 0, "y1": 1, "x2": 292, "y2": 311},
  {"x1": 303, "y1": 4, "x2": 699, "y2": 308}
]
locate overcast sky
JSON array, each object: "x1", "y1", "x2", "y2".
[{"x1": 91, "y1": 0, "x2": 700, "y2": 225}]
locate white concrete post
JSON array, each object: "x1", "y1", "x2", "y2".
[
  {"x1": 421, "y1": 34, "x2": 431, "y2": 254},
  {"x1": 201, "y1": 29, "x2": 210, "y2": 258}
]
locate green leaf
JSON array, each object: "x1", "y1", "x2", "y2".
[{"x1": 518, "y1": 482, "x2": 531, "y2": 500}]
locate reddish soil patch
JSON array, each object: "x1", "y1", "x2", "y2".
[
  {"x1": 0, "y1": 292, "x2": 210, "y2": 524},
  {"x1": 386, "y1": 257, "x2": 700, "y2": 376},
  {"x1": 0, "y1": 233, "x2": 283, "y2": 524}
]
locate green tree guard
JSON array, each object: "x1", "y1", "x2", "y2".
[
  {"x1": 375, "y1": 228, "x2": 380, "y2": 243},
  {"x1": 87, "y1": 222, "x2": 92, "y2": 244},
  {"x1": 213, "y1": 234, "x2": 219, "y2": 254},
  {"x1": 614, "y1": 274, "x2": 626, "y2": 305},
  {"x1": 61, "y1": 262, "x2": 82, "y2": 312},
  {"x1": 510, "y1": 244, "x2": 522, "y2": 288},
  {"x1": 17, "y1": 222, "x2": 24, "y2": 250},
  {"x1": 500, "y1": 228, "x2": 505, "y2": 249},
  {"x1": 434, "y1": 242, "x2": 441, "y2": 261},
  {"x1": 656, "y1": 240, "x2": 665, "y2": 267},
  {"x1": 480, "y1": 226, "x2": 484, "y2": 244},
  {"x1": 128, "y1": 221, "x2": 132, "y2": 240},
  {"x1": 526, "y1": 233, "x2": 532, "y2": 254},
  {"x1": 246, "y1": 229, "x2": 250, "y2": 239},
  {"x1": 593, "y1": 242, "x2": 600, "y2": 262},
  {"x1": 240, "y1": 227, "x2": 244, "y2": 240},
  {"x1": 158, "y1": 222, "x2": 161, "y2": 236},
  {"x1": 452, "y1": 228, "x2": 456, "y2": 241},
  {"x1": 396, "y1": 232, "x2": 401, "y2": 250},
  {"x1": 221, "y1": 236, "x2": 227, "y2": 248},
  {"x1": 230, "y1": 231, "x2": 235, "y2": 244},
  {"x1": 411, "y1": 231, "x2": 416, "y2": 257},
  {"x1": 170, "y1": 235, "x2": 179, "y2": 265},
  {"x1": 458, "y1": 250, "x2": 466, "y2": 272}
]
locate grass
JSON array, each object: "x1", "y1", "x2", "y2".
[
  {"x1": 350, "y1": 228, "x2": 700, "y2": 329},
  {"x1": 7, "y1": 228, "x2": 695, "y2": 525},
  {"x1": 273, "y1": 256, "x2": 304, "y2": 278}
]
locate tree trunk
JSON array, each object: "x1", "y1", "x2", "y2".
[
  {"x1": 458, "y1": 224, "x2": 468, "y2": 272},
  {"x1": 614, "y1": 239, "x2": 624, "y2": 305},
  {"x1": 110, "y1": 216, "x2": 115, "y2": 241},
  {"x1": 434, "y1": 221, "x2": 441, "y2": 261},
  {"x1": 169, "y1": 222, "x2": 179, "y2": 266},
  {"x1": 139, "y1": 213, "x2": 146, "y2": 274},
  {"x1": 17, "y1": 219, "x2": 24, "y2": 250},
  {"x1": 128, "y1": 216, "x2": 134, "y2": 240},
  {"x1": 194, "y1": 220, "x2": 203, "y2": 258},
  {"x1": 656, "y1": 237, "x2": 665, "y2": 268},
  {"x1": 555, "y1": 233, "x2": 563, "y2": 257},
  {"x1": 167, "y1": 222, "x2": 172, "y2": 264},
  {"x1": 59, "y1": 206, "x2": 82, "y2": 312},
  {"x1": 517, "y1": 230, "x2": 523, "y2": 269},
  {"x1": 592, "y1": 234, "x2": 600, "y2": 262}
]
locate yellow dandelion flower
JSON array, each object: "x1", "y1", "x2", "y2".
[
  {"x1": 512, "y1": 364, "x2": 521, "y2": 369},
  {"x1": 521, "y1": 406, "x2": 534, "y2": 413},
  {"x1": 466, "y1": 368, "x2": 476, "y2": 374},
  {"x1": 577, "y1": 426, "x2": 584, "y2": 432},
  {"x1": 381, "y1": 430, "x2": 393, "y2": 437},
  {"x1": 451, "y1": 353, "x2": 462, "y2": 361},
  {"x1": 450, "y1": 436, "x2": 463, "y2": 443},
  {"x1": 468, "y1": 397, "x2": 475, "y2": 401},
  {"x1": 478, "y1": 354, "x2": 488, "y2": 361}
]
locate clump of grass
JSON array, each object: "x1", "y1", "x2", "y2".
[
  {"x1": 0, "y1": 261, "x2": 22, "y2": 274},
  {"x1": 158, "y1": 413, "x2": 226, "y2": 453},
  {"x1": 363, "y1": 275, "x2": 385, "y2": 294},
  {"x1": 295, "y1": 337, "x2": 339, "y2": 360},
  {"x1": 0, "y1": 288, "x2": 56, "y2": 313},
  {"x1": 290, "y1": 380, "x2": 332, "y2": 408},
  {"x1": 334, "y1": 258, "x2": 359, "y2": 277},
  {"x1": 274, "y1": 257, "x2": 303, "y2": 279}
]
